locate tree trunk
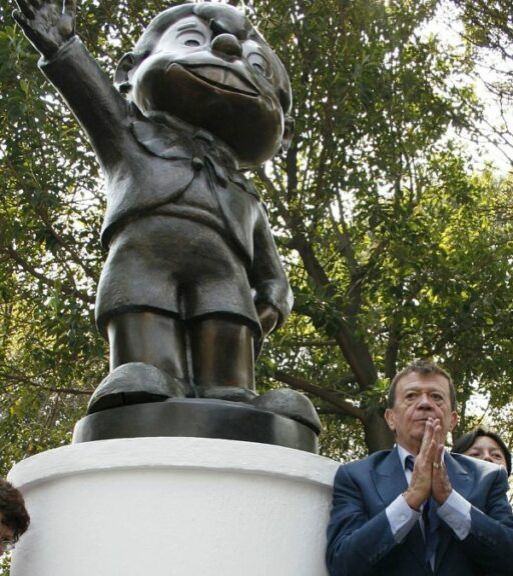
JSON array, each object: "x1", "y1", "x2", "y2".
[{"x1": 363, "y1": 407, "x2": 394, "y2": 454}]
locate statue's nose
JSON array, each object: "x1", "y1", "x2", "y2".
[{"x1": 211, "y1": 33, "x2": 242, "y2": 57}]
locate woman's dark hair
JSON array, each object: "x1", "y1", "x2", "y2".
[
  {"x1": 452, "y1": 427, "x2": 512, "y2": 476},
  {"x1": 0, "y1": 479, "x2": 30, "y2": 540}
]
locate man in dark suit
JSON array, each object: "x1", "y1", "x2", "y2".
[{"x1": 326, "y1": 359, "x2": 513, "y2": 576}]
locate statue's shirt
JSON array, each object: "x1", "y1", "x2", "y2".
[{"x1": 131, "y1": 111, "x2": 257, "y2": 252}]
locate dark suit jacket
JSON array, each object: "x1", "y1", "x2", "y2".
[
  {"x1": 326, "y1": 448, "x2": 513, "y2": 576},
  {"x1": 38, "y1": 37, "x2": 293, "y2": 331}
]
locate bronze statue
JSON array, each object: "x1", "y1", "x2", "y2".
[{"x1": 13, "y1": 0, "x2": 319, "y2": 445}]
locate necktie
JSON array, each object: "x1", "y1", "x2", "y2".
[
  {"x1": 423, "y1": 498, "x2": 438, "y2": 571},
  {"x1": 404, "y1": 456, "x2": 439, "y2": 571}
]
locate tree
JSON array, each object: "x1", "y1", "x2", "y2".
[
  {"x1": 451, "y1": 0, "x2": 513, "y2": 164},
  {"x1": 1, "y1": 0, "x2": 513, "y2": 473},
  {"x1": 453, "y1": 0, "x2": 513, "y2": 59},
  {"x1": 251, "y1": 0, "x2": 513, "y2": 455}
]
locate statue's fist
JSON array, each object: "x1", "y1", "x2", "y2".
[{"x1": 256, "y1": 303, "x2": 280, "y2": 338}]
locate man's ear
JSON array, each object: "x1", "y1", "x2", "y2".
[
  {"x1": 449, "y1": 411, "x2": 458, "y2": 432},
  {"x1": 280, "y1": 116, "x2": 294, "y2": 153},
  {"x1": 384, "y1": 408, "x2": 396, "y2": 432},
  {"x1": 114, "y1": 52, "x2": 138, "y2": 94}
]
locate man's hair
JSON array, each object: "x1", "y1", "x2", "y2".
[
  {"x1": 452, "y1": 427, "x2": 512, "y2": 476},
  {"x1": 388, "y1": 359, "x2": 456, "y2": 410},
  {"x1": 0, "y1": 479, "x2": 30, "y2": 540}
]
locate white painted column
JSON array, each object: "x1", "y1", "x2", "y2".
[{"x1": 8, "y1": 438, "x2": 338, "y2": 576}]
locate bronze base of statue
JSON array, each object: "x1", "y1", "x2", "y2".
[
  {"x1": 73, "y1": 397, "x2": 319, "y2": 453},
  {"x1": 86, "y1": 362, "x2": 321, "y2": 447}
]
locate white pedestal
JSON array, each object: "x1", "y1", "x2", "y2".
[{"x1": 8, "y1": 438, "x2": 338, "y2": 576}]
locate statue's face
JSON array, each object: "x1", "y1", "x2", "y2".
[{"x1": 129, "y1": 14, "x2": 288, "y2": 167}]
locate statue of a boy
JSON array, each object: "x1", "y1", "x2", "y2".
[{"x1": 13, "y1": 0, "x2": 318, "y2": 432}]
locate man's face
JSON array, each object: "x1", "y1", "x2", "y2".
[
  {"x1": 129, "y1": 12, "x2": 289, "y2": 167},
  {"x1": 385, "y1": 372, "x2": 458, "y2": 455},
  {"x1": 0, "y1": 514, "x2": 15, "y2": 556}
]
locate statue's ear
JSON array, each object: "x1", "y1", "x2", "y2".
[
  {"x1": 280, "y1": 116, "x2": 295, "y2": 153},
  {"x1": 114, "y1": 52, "x2": 138, "y2": 94}
]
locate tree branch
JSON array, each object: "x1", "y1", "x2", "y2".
[
  {"x1": 2, "y1": 372, "x2": 91, "y2": 396},
  {"x1": 288, "y1": 233, "x2": 378, "y2": 389},
  {"x1": 274, "y1": 369, "x2": 365, "y2": 420},
  {"x1": 4, "y1": 245, "x2": 94, "y2": 304}
]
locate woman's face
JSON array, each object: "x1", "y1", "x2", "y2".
[{"x1": 464, "y1": 435, "x2": 508, "y2": 469}]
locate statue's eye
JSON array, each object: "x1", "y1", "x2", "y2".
[
  {"x1": 247, "y1": 52, "x2": 270, "y2": 78},
  {"x1": 177, "y1": 30, "x2": 206, "y2": 48}
]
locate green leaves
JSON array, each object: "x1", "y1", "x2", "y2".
[
  {"x1": 1, "y1": 0, "x2": 513, "y2": 465},
  {"x1": 254, "y1": 0, "x2": 513, "y2": 455}
]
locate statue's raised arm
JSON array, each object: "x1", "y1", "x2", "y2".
[{"x1": 13, "y1": 0, "x2": 76, "y2": 58}]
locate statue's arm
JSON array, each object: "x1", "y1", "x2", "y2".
[
  {"x1": 13, "y1": 0, "x2": 75, "y2": 59},
  {"x1": 251, "y1": 203, "x2": 294, "y2": 335}
]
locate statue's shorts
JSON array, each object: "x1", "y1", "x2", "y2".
[{"x1": 95, "y1": 215, "x2": 260, "y2": 335}]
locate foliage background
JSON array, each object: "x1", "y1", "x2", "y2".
[{"x1": 0, "y1": 0, "x2": 513, "y2": 493}]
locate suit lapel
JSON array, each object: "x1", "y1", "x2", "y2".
[
  {"x1": 372, "y1": 447, "x2": 408, "y2": 505},
  {"x1": 444, "y1": 452, "x2": 472, "y2": 499},
  {"x1": 434, "y1": 452, "x2": 472, "y2": 571}
]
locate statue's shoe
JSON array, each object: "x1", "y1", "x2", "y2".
[
  {"x1": 195, "y1": 386, "x2": 257, "y2": 403},
  {"x1": 251, "y1": 388, "x2": 321, "y2": 434},
  {"x1": 87, "y1": 362, "x2": 186, "y2": 414},
  {"x1": 195, "y1": 386, "x2": 320, "y2": 434}
]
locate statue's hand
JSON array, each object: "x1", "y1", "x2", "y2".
[
  {"x1": 256, "y1": 303, "x2": 280, "y2": 338},
  {"x1": 13, "y1": 0, "x2": 76, "y2": 58}
]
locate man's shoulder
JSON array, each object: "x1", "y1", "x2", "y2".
[
  {"x1": 336, "y1": 449, "x2": 395, "y2": 476},
  {"x1": 449, "y1": 451, "x2": 505, "y2": 479}
]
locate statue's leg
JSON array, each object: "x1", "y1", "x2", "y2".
[
  {"x1": 190, "y1": 316, "x2": 257, "y2": 402},
  {"x1": 189, "y1": 316, "x2": 321, "y2": 433},
  {"x1": 108, "y1": 310, "x2": 188, "y2": 383},
  {"x1": 87, "y1": 311, "x2": 190, "y2": 413}
]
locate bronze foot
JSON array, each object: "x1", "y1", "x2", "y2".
[
  {"x1": 251, "y1": 389, "x2": 321, "y2": 434},
  {"x1": 87, "y1": 362, "x2": 186, "y2": 414}
]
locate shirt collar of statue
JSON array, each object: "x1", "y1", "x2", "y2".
[
  {"x1": 129, "y1": 107, "x2": 259, "y2": 198},
  {"x1": 132, "y1": 106, "x2": 239, "y2": 172}
]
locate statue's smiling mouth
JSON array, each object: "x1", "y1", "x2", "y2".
[{"x1": 167, "y1": 63, "x2": 259, "y2": 97}]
